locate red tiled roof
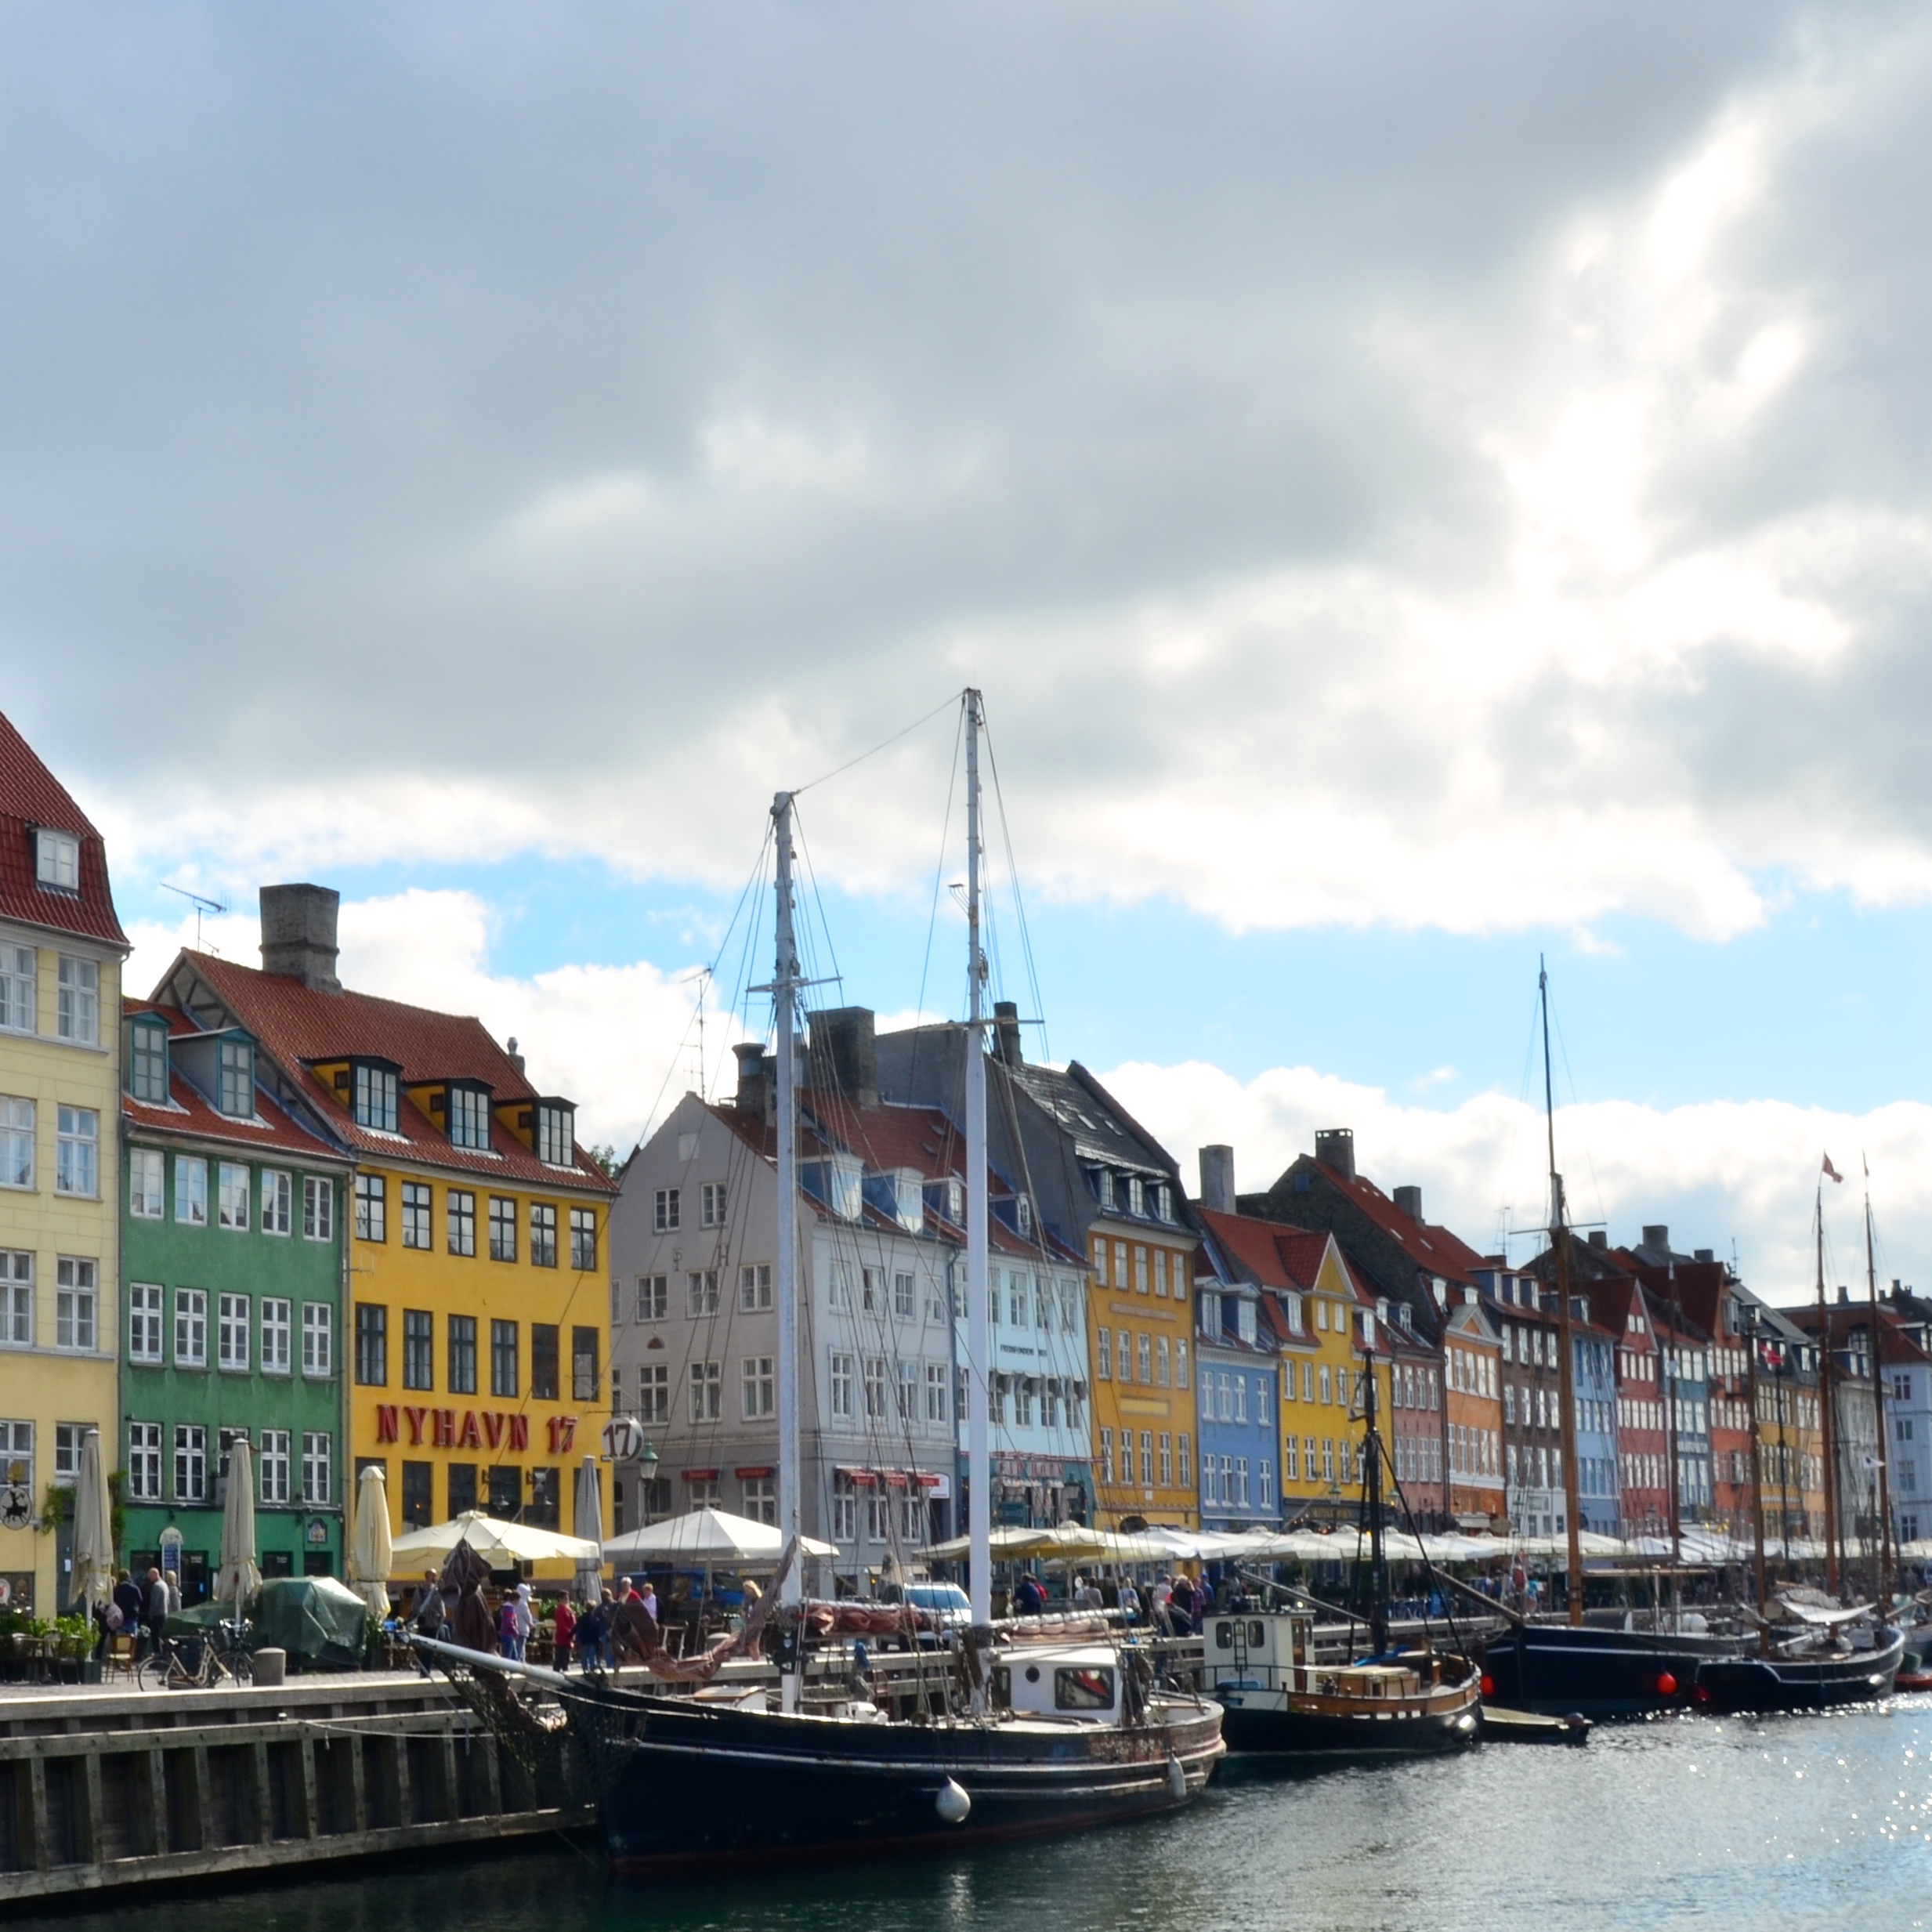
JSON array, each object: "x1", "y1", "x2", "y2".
[
  {"x1": 124, "y1": 1069, "x2": 349, "y2": 1163},
  {"x1": 0, "y1": 711, "x2": 127, "y2": 948},
  {"x1": 1196, "y1": 1207, "x2": 1335, "y2": 1295},
  {"x1": 171, "y1": 950, "x2": 614, "y2": 1193},
  {"x1": 1315, "y1": 1166, "x2": 1489, "y2": 1284}
]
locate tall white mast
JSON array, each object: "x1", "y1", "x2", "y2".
[
  {"x1": 772, "y1": 791, "x2": 803, "y2": 1709},
  {"x1": 964, "y1": 693, "x2": 992, "y2": 1624}
]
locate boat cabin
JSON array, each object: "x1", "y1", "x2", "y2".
[
  {"x1": 993, "y1": 1646, "x2": 1124, "y2": 1722},
  {"x1": 1203, "y1": 1614, "x2": 1444, "y2": 1701}
]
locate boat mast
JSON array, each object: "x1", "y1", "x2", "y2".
[
  {"x1": 963, "y1": 692, "x2": 993, "y2": 1626},
  {"x1": 1743, "y1": 1302, "x2": 1771, "y2": 1655},
  {"x1": 772, "y1": 791, "x2": 803, "y2": 1709},
  {"x1": 1815, "y1": 1181, "x2": 1840, "y2": 1597},
  {"x1": 1865, "y1": 1165, "x2": 1892, "y2": 1612},
  {"x1": 1663, "y1": 1269, "x2": 1683, "y2": 1577},
  {"x1": 1539, "y1": 960, "x2": 1586, "y2": 1630},
  {"x1": 1362, "y1": 1344, "x2": 1390, "y2": 1658}
]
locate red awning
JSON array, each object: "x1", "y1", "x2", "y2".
[
  {"x1": 835, "y1": 1467, "x2": 878, "y2": 1485},
  {"x1": 734, "y1": 1466, "x2": 774, "y2": 1479},
  {"x1": 682, "y1": 1468, "x2": 719, "y2": 1482}
]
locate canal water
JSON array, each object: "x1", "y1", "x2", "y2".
[{"x1": 24, "y1": 1700, "x2": 1932, "y2": 1931}]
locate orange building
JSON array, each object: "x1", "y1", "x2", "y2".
[{"x1": 1442, "y1": 1296, "x2": 1504, "y2": 1528}]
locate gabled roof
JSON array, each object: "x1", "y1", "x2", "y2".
[
  {"x1": 0, "y1": 711, "x2": 127, "y2": 950},
  {"x1": 1008, "y1": 1058, "x2": 1183, "y2": 1180},
  {"x1": 1196, "y1": 1207, "x2": 1340, "y2": 1297},
  {"x1": 162, "y1": 950, "x2": 614, "y2": 1192}
]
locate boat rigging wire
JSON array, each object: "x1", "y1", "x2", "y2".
[{"x1": 791, "y1": 692, "x2": 962, "y2": 798}]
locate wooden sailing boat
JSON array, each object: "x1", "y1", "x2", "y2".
[
  {"x1": 1201, "y1": 1355, "x2": 1482, "y2": 1755},
  {"x1": 426, "y1": 690, "x2": 1224, "y2": 1871}
]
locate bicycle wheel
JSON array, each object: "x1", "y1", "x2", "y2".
[
  {"x1": 223, "y1": 1646, "x2": 254, "y2": 1686},
  {"x1": 135, "y1": 1646, "x2": 171, "y2": 1692}
]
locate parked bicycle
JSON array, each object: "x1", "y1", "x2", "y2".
[{"x1": 136, "y1": 1618, "x2": 254, "y2": 1691}]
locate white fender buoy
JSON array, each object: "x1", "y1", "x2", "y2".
[
  {"x1": 1167, "y1": 1754, "x2": 1188, "y2": 1800},
  {"x1": 935, "y1": 1778, "x2": 971, "y2": 1824}
]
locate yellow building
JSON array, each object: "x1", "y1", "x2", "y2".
[
  {"x1": 154, "y1": 886, "x2": 617, "y2": 1557},
  {"x1": 0, "y1": 713, "x2": 129, "y2": 1614}
]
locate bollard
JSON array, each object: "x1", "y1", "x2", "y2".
[{"x1": 253, "y1": 1648, "x2": 288, "y2": 1687}]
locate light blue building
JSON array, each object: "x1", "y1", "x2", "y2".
[
  {"x1": 1192, "y1": 1237, "x2": 1286, "y2": 1530},
  {"x1": 1572, "y1": 1315, "x2": 1621, "y2": 1537}
]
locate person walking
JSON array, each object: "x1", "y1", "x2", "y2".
[
  {"x1": 412, "y1": 1569, "x2": 447, "y2": 1677},
  {"x1": 143, "y1": 1566, "x2": 169, "y2": 1657},
  {"x1": 552, "y1": 1596, "x2": 577, "y2": 1670},
  {"x1": 113, "y1": 1569, "x2": 144, "y2": 1654}
]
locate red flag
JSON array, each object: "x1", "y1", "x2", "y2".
[{"x1": 1822, "y1": 1152, "x2": 1843, "y2": 1184}]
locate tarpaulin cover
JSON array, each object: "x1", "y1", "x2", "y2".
[{"x1": 167, "y1": 1576, "x2": 372, "y2": 1668}]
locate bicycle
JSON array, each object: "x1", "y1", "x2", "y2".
[{"x1": 136, "y1": 1618, "x2": 255, "y2": 1691}]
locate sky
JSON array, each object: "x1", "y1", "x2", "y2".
[{"x1": 5, "y1": 2, "x2": 1932, "y2": 1304}]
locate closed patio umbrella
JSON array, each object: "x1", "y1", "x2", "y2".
[
  {"x1": 573, "y1": 1456, "x2": 605, "y2": 1599},
  {"x1": 67, "y1": 1427, "x2": 114, "y2": 1611},
  {"x1": 349, "y1": 1463, "x2": 393, "y2": 1619},
  {"x1": 215, "y1": 1438, "x2": 260, "y2": 1614}
]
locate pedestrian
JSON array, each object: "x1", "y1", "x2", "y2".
[
  {"x1": 1014, "y1": 1572, "x2": 1047, "y2": 1615},
  {"x1": 1117, "y1": 1579, "x2": 1141, "y2": 1625},
  {"x1": 143, "y1": 1566, "x2": 169, "y2": 1656},
  {"x1": 514, "y1": 1581, "x2": 536, "y2": 1655},
  {"x1": 497, "y1": 1590, "x2": 525, "y2": 1661},
  {"x1": 640, "y1": 1576, "x2": 659, "y2": 1621},
  {"x1": 1152, "y1": 1574, "x2": 1175, "y2": 1635},
  {"x1": 113, "y1": 1568, "x2": 144, "y2": 1652},
  {"x1": 412, "y1": 1569, "x2": 447, "y2": 1677},
  {"x1": 553, "y1": 1595, "x2": 577, "y2": 1669}
]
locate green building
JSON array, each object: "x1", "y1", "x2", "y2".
[{"x1": 119, "y1": 1000, "x2": 353, "y2": 1600}]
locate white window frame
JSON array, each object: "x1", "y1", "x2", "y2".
[
  {"x1": 262, "y1": 1169, "x2": 292, "y2": 1236},
  {"x1": 302, "y1": 1174, "x2": 334, "y2": 1241},
  {"x1": 301, "y1": 1431, "x2": 331, "y2": 1505},
  {"x1": 0, "y1": 946, "x2": 35, "y2": 1034},
  {"x1": 688, "y1": 1359, "x2": 722, "y2": 1423},
  {"x1": 1, "y1": 1251, "x2": 31, "y2": 1347},
  {"x1": 829, "y1": 1351, "x2": 855, "y2": 1420},
  {"x1": 55, "y1": 1256, "x2": 97, "y2": 1350},
  {"x1": 129, "y1": 1146, "x2": 164, "y2": 1218},
  {"x1": 128, "y1": 1420, "x2": 162, "y2": 1501},
  {"x1": 175, "y1": 1155, "x2": 208, "y2": 1226},
  {"x1": 35, "y1": 829, "x2": 78, "y2": 890},
  {"x1": 738, "y1": 1263, "x2": 772, "y2": 1312},
  {"x1": 260, "y1": 1297, "x2": 291, "y2": 1375},
  {"x1": 56, "y1": 954, "x2": 98, "y2": 1044},
  {"x1": 175, "y1": 1286, "x2": 208, "y2": 1367},
  {"x1": 741, "y1": 1355, "x2": 775, "y2": 1420},
  {"x1": 259, "y1": 1429, "x2": 291, "y2": 1505},
  {"x1": 218, "y1": 1161, "x2": 251, "y2": 1231},
  {"x1": 55, "y1": 1105, "x2": 98, "y2": 1196},
  {"x1": 128, "y1": 1282, "x2": 165, "y2": 1363},
  {"x1": 175, "y1": 1423, "x2": 208, "y2": 1503},
  {"x1": 0, "y1": 1094, "x2": 31, "y2": 1190},
  {"x1": 700, "y1": 1181, "x2": 726, "y2": 1228},
  {"x1": 219, "y1": 1291, "x2": 251, "y2": 1369},
  {"x1": 302, "y1": 1302, "x2": 333, "y2": 1377}
]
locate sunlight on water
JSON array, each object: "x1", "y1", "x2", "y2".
[{"x1": 21, "y1": 1702, "x2": 1932, "y2": 1932}]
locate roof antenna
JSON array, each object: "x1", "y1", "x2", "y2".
[
  {"x1": 682, "y1": 966, "x2": 713, "y2": 1100},
  {"x1": 161, "y1": 881, "x2": 227, "y2": 953}
]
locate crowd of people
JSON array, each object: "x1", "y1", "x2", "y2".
[
  {"x1": 1010, "y1": 1569, "x2": 1213, "y2": 1634},
  {"x1": 408, "y1": 1568, "x2": 665, "y2": 1673}
]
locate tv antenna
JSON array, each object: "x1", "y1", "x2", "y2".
[
  {"x1": 161, "y1": 882, "x2": 227, "y2": 952},
  {"x1": 682, "y1": 965, "x2": 713, "y2": 1100}
]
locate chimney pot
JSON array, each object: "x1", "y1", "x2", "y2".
[
  {"x1": 1693, "y1": 1247, "x2": 1713, "y2": 1264},
  {"x1": 1587, "y1": 1230, "x2": 1607, "y2": 1250},
  {"x1": 1313, "y1": 1128, "x2": 1355, "y2": 1182},
  {"x1": 733, "y1": 1041, "x2": 769, "y2": 1111},
  {"x1": 1198, "y1": 1145, "x2": 1236, "y2": 1214},
  {"x1": 259, "y1": 884, "x2": 342, "y2": 993},
  {"x1": 1393, "y1": 1185, "x2": 1423, "y2": 1223},
  {"x1": 1642, "y1": 1225, "x2": 1670, "y2": 1253}
]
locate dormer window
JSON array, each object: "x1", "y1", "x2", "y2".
[
  {"x1": 1152, "y1": 1182, "x2": 1175, "y2": 1224},
  {"x1": 1016, "y1": 1196, "x2": 1033, "y2": 1239},
  {"x1": 128, "y1": 1018, "x2": 169, "y2": 1104},
  {"x1": 1127, "y1": 1176, "x2": 1145, "y2": 1217},
  {"x1": 1089, "y1": 1167, "x2": 1114, "y2": 1210},
  {"x1": 1236, "y1": 1297, "x2": 1257, "y2": 1345},
  {"x1": 353, "y1": 1061, "x2": 400, "y2": 1132},
  {"x1": 34, "y1": 829, "x2": 78, "y2": 892},
  {"x1": 217, "y1": 1038, "x2": 255, "y2": 1118},
  {"x1": 537, "y1": 1102, "x2": 574, "y2": 1166},
  {"x1": 447, "y1": 1083, "x2": 494, "y2": 1152}
]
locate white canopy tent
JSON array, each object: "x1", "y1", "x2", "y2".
[
  {"x1": 388, "y1": 1510, "x2": 601, "y2": 1572},
  {"x1": 600, "y1": 1507, "x2": 836, "y2": 1567}
]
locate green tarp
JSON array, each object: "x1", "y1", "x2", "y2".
[{"x1": 165, "y1": 1576, "x2": 371, "y2": 1669}]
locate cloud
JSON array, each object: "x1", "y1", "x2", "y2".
[
  {"x1": 5, "y1": 3, "x2": 1932, "y2": 943},
  {"x1": 1098, "y1": 1055, "x2": 1927, "y2": 1305}
]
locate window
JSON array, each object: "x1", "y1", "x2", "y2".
[
  {"x1": 491, "y1": 1319, "x2": 519, "y2": 1397},
  {"x1": 568, "y1": 1205, "x2": 598, "y2": 1272},
  {"x1": 1139, "y1": 1430, "x2": 1154, "y2": 1487},
  {"x1": 303, "y1": 1175, "x2": 335, "y2": 1242},
  {"x1": 175, "y1": 1424, "x2": 208, "y2": 1502},
  {"x1": 899, "y1": 1359, "x2": 919, "y2": 1421},
  {"x1": 1160, "y1": 1433, "x2": 1174, "y2": 1485},
  {"x1": 0, "y1": 1096, "x2": 32, "y2": 1189},
  {"x1": 489, "y1": 1195, "x2": 516, "y2": 1261},
  {"x1": 1097, "y1": 1325, "x2": 1112, "y2": 1379},
  {"x1": 302, "y1": 1433, "x2": 331, "y2": 1504},
  {"x1": 829, "y1": 1260, "x2": 855, "y2": 1310},
  {"x1": 1156, "y1": 1336, "x2": 1170, "y2": 1385},
  {"x1": 1138, "y1": 1333, "x2": 1152, "y2": 1383},
  {"x1": 637, "y1": 1274, "x2": 668, "y2": 1320},
  {"x1": 739, "y1": 1263, "x2": 772, "y2": 1312},
  {"x1": 830, "y1": 1352, "x2": 855, "y2": 1419},
  {"x1": 1320, "y1": 1364, "x2": 1332, "y2": 1406},
  {"x1": 742, "y1": 1474, "x2": 776, "y2": 1525},
  {"x1": 895, "y1": 1272, "x2": 917, "y2": 1319},
  {"x1": 56, "y1": 956, "x2": 98, "y2": 1043},
  {"x1": 128, "y1": 1281, "x2": 163, "y2": 1362},
  {"x1": 35, "y1": 829, "x2": 78, "y2": 890},
  {"x1": 302, "y1": 1303, "x2": 333, "y2": 1377},
  {"x1": 403, "y1": 1309, "x2": 433, "y2": 1389},
  {"x1": 128, "y1": 1422, "x2": 162, "y2": 1501},
  {"x1": 537, "y1": 1102, "x2": 574, "y2": 1165},
  {"x1": 531, "y1": 1322, "x2": 559, "y2": 1399},
  {"x1": 355, "y1": 1304, "x2": 388, "y2": 1384},
  {"x1": 1134, "y1": 1246, "x2": 1149, "y2": 1293},
  {"x1": 565, "y1": 1323, "x2": 597, "y2": 1402},
  {"x1": 700, "y1": 1181, "x2": 726, "y2": 1228},
  {"x1": 259, "y1": 1429, "x2": 291, "y2": 1505},
  {"x1": 447, "y1": 1084, "x2": 493, "y2": 1151},
  {"x1": 262, "y1": 1169, "x2": 291, "y2": 1236},
  {"x1": 530, "y1": 1202, "x2": 558, "y2": 1268},
  {"x1": 1100, "y1": 1426, "x2": 1116, "y2": 1484},
  {"x1": 1286, "y1": 1435, "x2": 1301, "y2": 1482},
  {"x1": 864, "y1": 1357, "x2": 888, "y2": 1420},
  {"x1": 833, "y1": 1473, "x2": 858, "y2": 1541},
  {"x1": 1118, "y1": 1329, "x2": 1132, "y2": 1382},
  {"x1": 639, "y1": 1362, "x2": 669, "y2": 1424},
  {"x1": 444, "y1": 1187, "x2": 476, "y2": 1257},
  {"x1": 867, "y1": 1268, "x2": 885, "y2": 1315},
  {"x1": 654, "y1": 1187, "x2": 680, "y2": 1232},
  {"x1": 1258, "y1": 1374, "x2": 1272, "y2": 1429},
  {"x1": 401, "y1": 1181, "x2": 432, "y2": 1250},
  {"x1": 355, "y1": 1173, "x2": 385, "y2": 1242},
  {"x1": 218, "y1": 1162, "x2": 250, "y2": 1230},
  {"x1": 129, "y1": 1019, "x2": 168, "y2": 1101},
  {"x1": 55, "y1": 1105, "x2": 97, "y2": 1196},
  {"x1": 689, "y1": 1359, "x2": 722, "y2": 1422},
  {"x1": 259, "y1": 1297, "x2": 291, "y2": 1375},
  {"x1": 0, "y1": 946, "x2": 35, "y2": 1033},
  {"x1": 925, "y1": 1362, "x2": 950, "y2": 1421},
  {"x1": 743, "y1": 1355, "x2": 775, "y2": 1419},
  {"x1": 1234, "y1": 1374, "x2": 1248, "y2": 1424},
  {"x1": 353, "y1": 1063, "x2": 399, "y2": 1132},
  {"x1": 688, "y1": 1269, "x2": 720, "y2": 1317},
  {"x1": 0, "y1": 1419, "x2": 31, "y2": 1490},
  {"x1": 432, "y1": 1312, "x2": 474, "y2": 1396},
  {"x1": 217, "y1": 1038, "x2": 254, "y2": 1116},
  {"x1": 47, "y1": 1254, "x2": 92, "y2": 1351},
  {"x1": 218, "y1": 1293, "x2": 249, "y2": 1371}
]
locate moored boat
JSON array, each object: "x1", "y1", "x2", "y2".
[{"x1": 1479, "y1": 1618, "x2": 1741, "y2": 1720}]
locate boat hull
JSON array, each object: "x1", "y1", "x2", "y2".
[
  {"x1": 1695, "y1": 1628, "x2": 1905, "y2": 1713},
  {"x1": 1480, "y1": 1623, "x2": 1742, "y2": 1720},
  {"x1": 584, "y1": 1694, "x2": 1227, "y2": 1875},
  {"x1": 1214, "y1": 1692, "x2": 1478, "y2": 1757}
]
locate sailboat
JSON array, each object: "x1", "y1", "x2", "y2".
[
  {"x1": 1476, "y1": 963, "x2": 1742, "y2": 1720},
  {"x1": 1201, "y1": 1350, "x2": 1482, "y2": 1755},
  {"x1": 424, "y1": 691, "x2": 1224, "y2": 1872}
]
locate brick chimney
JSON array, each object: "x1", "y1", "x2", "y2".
[
  {"x1": 1314, "y1": 1128, "x2": 1355, "y2": 1182},
  {"x1": 1198, "y1": 1145, "x2": 1236, "y2": 1214},
  {"x1": 259, "y1": 884, "x2": 342, "y2": 993},
  {"x1": 993, "y1": 999, "x2": 1024, "y2": 1069},
  {"x1": 1393, "y1": 1185, "x2": 1423, "y2": 1223},
  {"x1": 812, "y1": 1007, "x2": 878, "y2": 1105}
]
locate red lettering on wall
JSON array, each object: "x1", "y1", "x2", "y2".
[
  {"x1": 545, "y1": 1415, "x2": 577, "y2": 1456},
  {"x1": 482, "y1": 1413, "x2": 505, "y2": 1450},
  {"x1": 458, "y1": 1411, "x2": 482, "y2": 1450},
  {"x1": 508, "y1": 1414, "x2": 529, "y2": 1453},
  {"x1": 403, "y1": 1406, "x2": 428, "y2": 1446},
  {"x1": 433, "y1": 1409, "x2": 456, "y2": 1448},
  {"x1": 375, "y1": 1405, "x2": 398, "y2": 1445}
]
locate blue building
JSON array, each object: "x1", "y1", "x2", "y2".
[
  {"x1": 1192, "y1": 1231, "x2": 1286, "y2": 1529},
  {"x1": 1572, "y1": 1315, "x2": 1621, "y2": 1536}
]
